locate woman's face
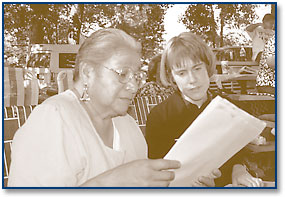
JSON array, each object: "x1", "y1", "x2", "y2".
[
  {"x1": 171, "y1": 59, "x2": 210, "y2": 106},
  {"x1": 87, "y1": 49, "x2": 141, "y2": 117}
]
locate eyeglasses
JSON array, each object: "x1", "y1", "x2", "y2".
[{"x1": 102, "y1": 66, "x2": 146, "y2": 87}]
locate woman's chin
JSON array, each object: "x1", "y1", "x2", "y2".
[{"x1": 113, "y1": 107, "x2": 129, "y2": 117}]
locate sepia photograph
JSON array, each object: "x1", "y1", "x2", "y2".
[{"x1": 2, "y1": 1, "x2": 276, "y2": 189}]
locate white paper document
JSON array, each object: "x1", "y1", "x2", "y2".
[{"x1": 164, "y1": 96, "x2": 266, "y2": 186}]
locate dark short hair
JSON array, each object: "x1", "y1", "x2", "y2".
[
  {"x1": 262, "y1": 14, "x2": 275, "y2": 23},
  {"x1": 147, "y1": 54, "x2": 161, "y2": 82}
]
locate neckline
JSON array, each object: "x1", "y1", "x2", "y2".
[
  {"x1": 182, "y1": 94, "x2": 208, "y2": 109},
  {"x1": 68, "y1": 89, "x2": 122, "y2": 152}
]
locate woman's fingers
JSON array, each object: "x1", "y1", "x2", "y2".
[
  {"x1": 150, "y1": 159, "x2": 181, "y2": 171},
  {"x1": 238, "y1": 177, "x2": 263, "y2": 187},
  {"x1": 210, "y1": 169, "x2": 222, "y2": 179},
  {"x1": 150, "y1": 180, "x2": 171, "y2": 187},
  {"x1": 251, "y1": 178, "x2": 264, "y2": 187},
  {"x1": 237, "y1": 178, "x2": 254, "y2": 187},
  {"x1": 152, "y1": 170, "x2": 175, "y2": 181},
  {"x1": 193, "y1": 169, "x2": 221, "y2": 187},
  {"x1": 198, "y1": 176, "x2": 215, "y2": 187}
]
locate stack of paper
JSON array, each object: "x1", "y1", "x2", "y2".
[{"x1": 164, "y1": 96, "x2": 266, "y2": 186}]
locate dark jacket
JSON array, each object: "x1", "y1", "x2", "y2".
[{"x1": 145, "y1": 91, "x2": 212, "y2": 159}]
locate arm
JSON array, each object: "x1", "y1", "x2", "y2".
[
  {"x1": 246, "y1": 23, "x2": 263, "y2": 32},
  {"x1": 8, "y1": 104, "x2": 78, "y2": 186},
  {"x1": 9, "y1": 104, "x2": 181, "y2": 187}
]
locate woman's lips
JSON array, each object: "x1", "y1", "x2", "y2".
[
  {"x1": 120, "y1": 98, "x2": 132, "y2": 103},
  {"x1": 187, "y1": 86, "x2": 200, "y2": 91}
]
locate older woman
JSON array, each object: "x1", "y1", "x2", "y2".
[
  {"x1": 8, "y1": 28, "x2": 181, "y2": 187},
  {"x1": 145, "y1": 32, "x2": 264, "y2": 187}
]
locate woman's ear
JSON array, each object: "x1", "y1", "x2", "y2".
[{"x1": 80, "y1": 62, "x2": 95, "y2": 82}]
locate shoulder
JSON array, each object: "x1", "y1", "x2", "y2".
[
  {"x1": 42, "y1": 90, "x2": 76, "y2": 109},
  {"x1": 255, "y1": 26, "x2": 264, "y2": 31},
  {"x1": 32, "y1": 90, "x2": 81, "y2": 118},
  {"x1": 14, "y1": 90, "x2": 80, "y2": 139}
]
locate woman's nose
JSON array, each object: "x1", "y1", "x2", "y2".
[
  {"x1": 187, "y1": 70, "x2": 197, "y2": 84},
  {"x1": 126, "y1": 77, "x2": 138, "y2": 94}
]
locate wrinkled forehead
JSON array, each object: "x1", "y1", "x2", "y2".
[
  {"x1": 167, "y1": 47, "x2": 202, "y2": 70},
  {"x1": 84, "y1": 46, "x2": 141, "y2": 70},
  {"x1": 107, "y1": 49, "x2": 142, "y2": 70}
]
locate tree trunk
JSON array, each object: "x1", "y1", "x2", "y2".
[
  {"x1": 29, "y1": 4, "x2": 48, "y2": 44},
  {"x1": 71, "y1": 4, "x2": 85, "y2": 44},
  {"x1": 271, "y1": 4, "x2": 275, "y2": 16},
  {"x1": 220, "y1": 13, "x2": 224, "y2": 47},
  {"x1": 30, "y1": 19, "x2": 44, "y2": 44}
]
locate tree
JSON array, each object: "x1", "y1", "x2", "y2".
[
  {"x1": 180, "y1": 4, "x2": 218, "y2": 47},
  {"x1": 4, "y1": 3, "x2": 170, "y2": 67},
  {"x1": 80, "y1": 4, "x2": 169, "y2": 63},
  {"x1": 4, "y1": 4, "x2": 31, "y2": 67},
  {"x1": 217, "y1": 4, "x2": 257, "y2": 47},
  {"x1": 180, "y1": 3, "x2": 258, "y2": 47}
]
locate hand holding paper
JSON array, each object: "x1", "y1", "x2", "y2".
[{"x1": 164, "y1": 96, "x2": 266, "y2": 186}]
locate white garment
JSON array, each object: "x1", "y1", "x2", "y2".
[
  {"x1": 8, "y1": 90, "x2": 147, "y2": 187},
  {"x1": 246, "y1": 26, "x2": 274, "y2": 61}
]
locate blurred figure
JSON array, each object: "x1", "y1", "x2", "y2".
[
  {"x1": 136, "y1": 54, "x2": 174, "y2": 97},
  {"x1": 246, "y1": 13, "x2": 275, "y2": 63},
  {"x1": 256, "y1": 34, "x2": 275, "y2": 95}
]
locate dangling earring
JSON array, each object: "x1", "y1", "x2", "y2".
[{"x1": 80, "y1": 83, "x2": 90, "y2": 102}]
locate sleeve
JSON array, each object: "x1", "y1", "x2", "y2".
[
  {"x1": 145, "y1": 108, "x2": 171, "y2": 159},
  {"x1": 8, "y1": 104, "x2": 79, "y2": 187}
]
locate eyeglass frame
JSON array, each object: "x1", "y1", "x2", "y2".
[{"x1": 102, "y1": 65, "x2": 146, "y2": 87}]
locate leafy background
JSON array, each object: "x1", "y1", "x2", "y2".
[{"x1": 3, "y1": 3, "x2": 275, "y2": 68}]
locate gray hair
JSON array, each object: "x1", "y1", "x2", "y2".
[{"x1": 74, "y1": 28, "x2": 141, "y2": 81}]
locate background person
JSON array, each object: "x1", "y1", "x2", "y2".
[
  {"x1": 136, "y1": 54, "x2": 174, "y2": 97},
  {"x1": 246, "y1": 13, "x2": 275, "y2": 63},
  {"x1": 256, "y1": 34, "x2": 275, "y2": 95}
]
